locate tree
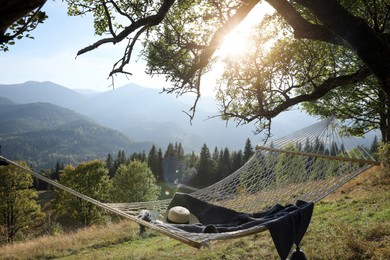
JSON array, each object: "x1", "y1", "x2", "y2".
[
  {"x1": 231, "y1": 150, "x2": 243, "y2": 172},
  {"x1": 130, "y1": 151, "x2": 147, "y2": 162},
  {"x1": 174, "y1": 142, "x2": 185, "y2": 181},
  {"x1": 243, "y1": 138, "x2": 255, "y2": 162},
  {"x1": 274, "y1": 143, "x2": 306, "y2": 183},
  {"x1": 54, "y1": 160, "x2": 111, "y2": 226},
  {"x1": 191, "y1": 143, "x2": 217, "y2": 188},
  {"x1": 163, "y1": 142, "x2": 185, "y2": 182},
  {"x1": 148, "y1": 145, "x2": 160, "y2": 180},
  {"x1": 370, "y1": 135, "x2": 380, "y2": 160},
  {"x1": 217, "y1": 147, "x2": 231, "y2": 180},
  {"x1": 212, "y1": 147, "x2": 220, "y2": 162},
  {"x1": 158, "y1": 148, "x2": 164, "y2": 182},
  {"x1": 0, "y1": 0, "x2": 48, "y2": 51},
  {"x1": 110, "y1": 160, "x2": 160, "y2": 203},
  {"x1": 163, "y1": 143, "x2": 175, "y2": 182},
  {"x1": 52, "y1": 161, "x2": 63, "y2": 181},
  {"x1": 66, "y1": 0, "x2": 389, "y2": 143},
  {"x1": 105, "y1": 153, "x2": 115, "y2": 178},
  {"x1": 182, "y1": 151, "x2": 198, "y2": 183},
  {"x1": 0, "y1": 162, "x2": 44, "y2": 242}
]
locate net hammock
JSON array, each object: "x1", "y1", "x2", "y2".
[{"x1": 0, "y1": 117, "x2": 380, "y2": 250}]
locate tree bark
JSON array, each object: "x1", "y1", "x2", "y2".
[
  {"x1": 0, "y1": 0, "x2": 46, "y2": 43},
  {"x1": 292, "y1": 0, "x2": 390, "y2": 95}
]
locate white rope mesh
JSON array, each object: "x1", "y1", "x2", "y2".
[
  {"x1": 103, "y1": 118, "x2": 378, "y2": 245},
  {"x1": 0, "y1": 118, "x2": 379, "y2": 247}
]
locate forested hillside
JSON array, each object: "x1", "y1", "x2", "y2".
[
  {"x1": 0, "y1": 102, "x2": 151, "y2": 169},
  {"x1": 0, "y1": 102, "x2": 89, "y2": 134},
  {"x1": 0, "y1": 81, "x2": 314, "y2": 151}
]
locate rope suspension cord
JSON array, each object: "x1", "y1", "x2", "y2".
[
  {"x1": 256, "y1": 146, "x2": 380, "y2": 166},
  {"x1": 0, "y1": 117, "x2": 380, "y2": 253},
  {"x1": 0, "y1": 156, "x2": 204, "y2": 249}
]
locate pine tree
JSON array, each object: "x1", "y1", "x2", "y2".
[
  {"x1": 140, "y1": 151, "x2": 147, "y2": 162},
  {"x1": 231, "y1": 150, "x2": 243, "y2": 172},
  {"x1": 129, "y1": 152, "x2": 139, "y2": 162},
  {"x1": 182, "y1": 151, "x2": 198, "y2": 183},
  {"x1": 157, "y1": 148, "x2": 164, "y2": 182},
  {"x1": 114, "y1": 150, "x2": 127, "y2": 174},
  {"x1": 174, "y1": 142, "x2": 185, "y2": 182},
  {"x1": 192, "y1": 144, "x2": 217, "y2": 188},
  {"x1": 212, "y1": 147, "x2": 219, "y2": 161},
  {"x1": 52, "y1": 161, "x2": 63, "y2": 181},
  {"x1": 105, "y1": 153, "x2": 115, "y2": 178},
  {"x1": 243, "y1": 138, "x2": 255, "y2": 162},
  {"x1": 148, "y1": 145, "x2": 160, "y2": 180},
  {"x1": 163, "y1": 143, "x2": 175, "y2": 182},
  {"x1": 217, "y1": 147, "x2": 231, "y2": 181}
]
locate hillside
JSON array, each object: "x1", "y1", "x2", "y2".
[
  {"x1": 0, "y1": 96, "x2": 14, "y2": 105},
  {"x1": 0, "y1": 81, "x2": 320, "y2": 151},
  {"x1": 0, "y1": 81, "x2": 377, "y2": 165},
  {"x1": 0, "y1": 167, "x2": 388, "y2": 259},
  {"x1": 0, "y1": 102, "x2": 90, "y2": 134},
  {"x1": 0, "y1": 102, "x2": 151, "y2": 169},
  {"x1": 0, "y1": 81, "x2": 86, "y2": 109}
]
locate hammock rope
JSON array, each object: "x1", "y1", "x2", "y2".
[{"x1": 0, "y1": 117, "x2": 380, "y2": 249}]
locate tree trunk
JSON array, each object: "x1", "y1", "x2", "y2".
[
  {"x1": 294, "y1": 0, "x2": 390, "y2": 94},
  {"x1": 378, "y1": 86, "x2": 390, "y2": 143}
]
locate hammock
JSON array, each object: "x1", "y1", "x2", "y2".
[{"x1": 0, "y1": 117, "x2": 379, "y2": 258}]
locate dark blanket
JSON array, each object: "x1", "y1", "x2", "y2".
[{"x1": 166, "y1": 193, "x2": 314, "y2": 260}]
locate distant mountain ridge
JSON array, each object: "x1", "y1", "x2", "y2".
[
  {"x1": 0, "y1": 81, "x2": 319, "y2": 152},
  {"x1": 0, "y1": 81, "x2": 87, "y2": 109},
  {"x1": 1, "y1": 81, "x2": 377, "y2": 169}
]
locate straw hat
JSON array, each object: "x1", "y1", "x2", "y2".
[{"x1": 166, "y1": 206, "x2": 199, "y2": 224}]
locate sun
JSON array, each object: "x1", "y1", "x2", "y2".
[
  {"x1": 216, "y1": 2, "x2": 273, "y2": 59},
  {"x1": 217, "y1": 31, "x2": 250, "y2": 59}
]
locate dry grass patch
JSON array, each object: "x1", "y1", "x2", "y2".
[{"x1": 0, "y1": 221, "x2": 139, "y2": 259}]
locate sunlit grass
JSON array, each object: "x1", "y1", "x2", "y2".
[{"x1": 0, "y1": 167, "x2": 388, "y2": 259}]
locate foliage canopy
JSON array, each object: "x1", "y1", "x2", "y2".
[
  {"x1": 0, "y1": 0, "x2": 47, "y2": 51},
  {"x1": 62, "y1": 0, "x2": 390, "y2": 142},
  {"x1": 54, "y1": 160, "x2": 111, "y2": 226},
  {"x1": 0, "y1": 162, "x2": 44, "y2": 242},
  {"x1": 110, "y1": 160, "x2": 160, "y2": 203}
]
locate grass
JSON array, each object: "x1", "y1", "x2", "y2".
[{"x1": 0, "y1": 167, "x2": 389, "y2": 259}]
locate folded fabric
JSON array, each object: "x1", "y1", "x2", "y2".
[{"x1": 165, "y1": 193, "x2": 314, "y2": 260}]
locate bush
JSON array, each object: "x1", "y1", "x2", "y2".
[
  {"x1": 378, "y1": 142, "x2": 390, "y2": 176},
  {"x1": 111, "y1": 160, "x2": 160, "y2": 203}
]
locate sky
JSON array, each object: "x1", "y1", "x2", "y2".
[
  {"x1": 0, "y1": 1, "x2": 271, "y2": 94},
  {"x1": 0, "y1": 1, "x2": 175, "y2": 92}
]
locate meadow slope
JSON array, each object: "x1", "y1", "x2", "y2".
[{"x1": 0, "y1": 167, "x2": 389, "y2": 259}]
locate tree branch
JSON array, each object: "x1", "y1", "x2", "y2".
[
  {"x1": 102, "y1": 1, "x2": 116, "y2": 37},
  {"x1": 76, "y1": 0, "x2": 175, "y2": 56},
  {"x1": 221, "y1": 66, "x2": 372, "y2": 124},
  {"x1": 265, "y1": 0, "x2": 345, "y2": 46},
  {"x1": 265, "y1": 67, "x2": 372, "y2": 118},
  {"x1": 0, "y1": 0, "x2": 46, "y2": 43},
  {"x1": 293, "y1": 0, "x2": 390, "y2": 94},
  {"x1": 181, "y1": 0, "x2": 261, "y2": 87}
]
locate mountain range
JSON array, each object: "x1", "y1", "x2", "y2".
[{"x1": 0, "y1": 81, "x2": 326, "y2": 168}]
